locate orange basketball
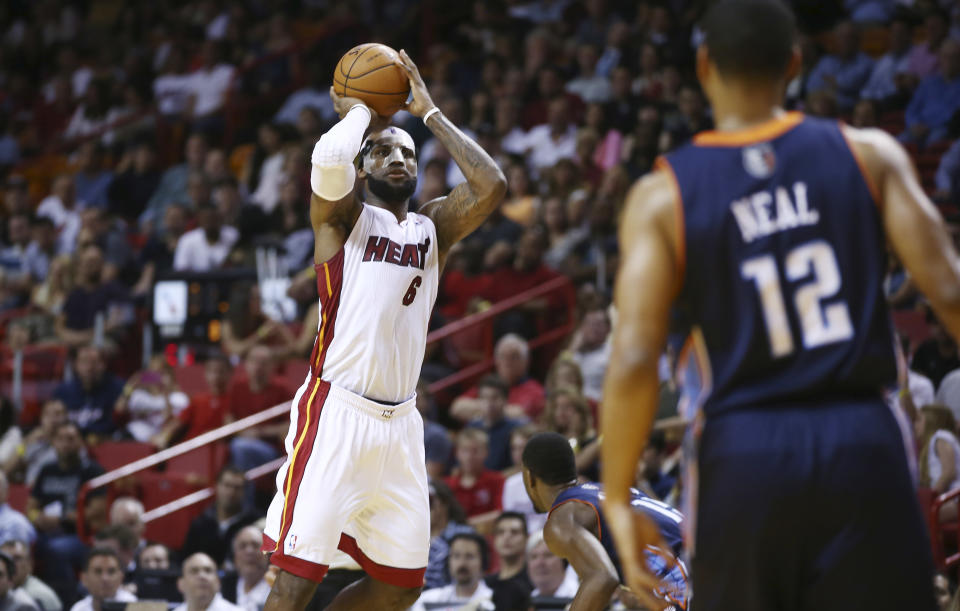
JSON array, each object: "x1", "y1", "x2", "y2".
[{"x1": 333, "y1": 43, "x2": 410, "y2": 117}]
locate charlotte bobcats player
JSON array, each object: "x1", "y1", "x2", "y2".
[
  {"x1": 262, "y1": 50, "x2": 506, "y2": 611},
  {"x1": 600, "y1": 1, "x2": 960, "y2": 609}
]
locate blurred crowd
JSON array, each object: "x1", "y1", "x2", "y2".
[{"x1": 0, "y1": 0, "x2": 959, "y2": 609}]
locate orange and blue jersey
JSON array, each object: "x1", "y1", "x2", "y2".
[
  {"x1": 550, "y1": 483, "x2": 689, "y2": 609},
  {"x1": 663, "y1": 113, "x2": 898, "y2": 417}
]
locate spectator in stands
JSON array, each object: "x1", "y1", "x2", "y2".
[
  {"x1": 77, "y1": 208, "x2": 134, "y2": 284},
  {"x1": 903, "y1": 39, "x2": 960, "y2": 147},
  {"x1": 663, "y1": 84, "x2": 712, "y2": 147},
  {"x1": 247, "y1": 124, "x2": 287, "y2": 215},
  {"x1": 157, "y1": 354, "x2": 232, "y2": 447},
  {"x1": 0, "y1": 551, "x2": 38, "y2": 611},
  {"x1": 64, "y1": 79, "x2": 111, "y2": 144},
  {"x1": 908, "y1": 9, "x2": 950, "y2": 80},
  {"x1": 466, "y1": 376, "x2": 526, "y2": 471},
  {"x1": 566, "y1": 43, "x2": 611, "y2": 104},
  {"x1": 114, "y1": 355, "x2": 190, "y2": 444},
  {"x1": 221, "y1": 526, "x2": 269, "y2": 611},
  {"x1": 0, "y1": 540, "x2": 60, "y2": 611},
  {"x1": 806, "y1": 21, "x2": 875, "y2": 111},
  {"x1": 268, "y1": 178, "x2": 314, "y2": 272},
  {"x1": 0, "y1": 213, "x2": 35, "y2": 310},
  {"x1": 425, "y1": 479, "x2": 474, "y2": 589},
  {"x1": 131, "y1": 203, "x2": 188, "y2": 298},
  {"x1": 501, "y1": 425, "x2": 547, "y2": 533},
  {"x1": 273, "y1": 62, "x2": 336, "y2": 127},
  {"x1": 912, "y1": 311, "x2": 960, "y2": 389},
  {"x1": 73, "y1": 142, "x2": 113, "y2": 211},
  {"x1": 861, "y1": 14, "x2": 915, "y2": 105},
  {"x1": 0, "y1": 473, "x2": 34, "y2": 546},
  {"x1": 24, "y1": 216, "x2": 57, "y2": 285},
  {"x1": 108, "y1": 498, "x2": 145, "y2": 557},
  {"x1": 486, "y1": 512, "x2": 533, "y2": 596},
  {"x1": 211, "y1": 179, "x2": 243, "y2": 230},
  {"x1": 543, "y1": 387, "x2": 598, "y2": 480},
  {"x1": 93, "y1": 525, "x2": 138, "y2": 581},
  {"x1": 181, "y1": 466, "x2": 259, "y2": 566},
  {"x1": 185, "y1": 41, "x2": 236, "y2": 136},
  {"x1": 137, "y1": 544, "x2": 170, "y2": 570},
  {"x1": 413, "y1": 533, "x2": 494, "y2": 611},
  {"x1": 107, "y1": 139, "x2": 161, "y2": 226},
  {"x1": 500, "y1": 163, "x2": 540, "y2": 228},
  {"x1": 172, "y1": 203, "x2": 238, "y2": 272},
  {"x1": 568, "y1": 306, "x2": 611, "y2": 402},
  {"x1": 36, "y1": 174, "x2": 81, "y2": 255},
  {"x1": 934, "y1": 139, "x2": 960, "y2": 204},
  {"x1": 417, "y1": 380, "x2": 452, "y2": 479},
  {"x1": 226, "y1": 345, "x2": 289, "y2": 477},
  {"x1": 445, "y1": 429, "x2": 504, "y2": 525},
  {"x1": 527, "y1": 530, "x2": 579, "y2": 600},
  {"x1": 221, "y1": 283, "x2": 278, "y2": 360},
  {"x1": 139, "y1": 133, "x2": 208, "y2": 231},
  {"x1": 55, "y1": 244, "x2": 133, "y2": 350},
  {"x1": 916, "y1": 405, "x2": 960, "y2": 521},
  {"x1": 21, "y1": 401, "x2": 67, "y2": 487},
  {"x1": 175, "y1": 552, "x2": 241, "y2": 611},
  {"x1": 452, "y1": 334, "x2": 547, "y2": 423},
  {"x1": 638, "y1": 430, "x2": 677, "y2": 503},
  {"x1": 72, "y1": 548, "x2": 136, "y2": 611},
  {"x1": 524, "y1": 97, "x2": 578, "y2": 174},
  {"x1": 53, "y1": 345, "x2": 124, "y2": 437}
]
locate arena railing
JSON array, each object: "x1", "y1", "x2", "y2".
[{"x1": 75, "y1": 274, "x2": 578, "y2": 539}]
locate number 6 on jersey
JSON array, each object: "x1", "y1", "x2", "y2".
[{"x1": 741, "y1": 240, "x2": 854, "y2": 358}]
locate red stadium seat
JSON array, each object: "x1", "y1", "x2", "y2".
[
  {"x1": 90, "y1": 441, "x2": 156, "y2": 472},
  {"x1": 165, "y1": 443, "x2": 229, "y2": 485},
  {"x1": 138, "y1": 471, "x2": 207, "y2": 550},
  {"x1": 7, "y1": 484, "x2": 29, "y2": 512}
]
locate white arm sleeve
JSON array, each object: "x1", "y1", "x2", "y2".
[{"x1": 310, "y1": 105, "x2": 372, "y2": 201}]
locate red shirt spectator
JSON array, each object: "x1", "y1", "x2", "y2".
[
  {"x1": 452, "y1": 334, "x2": 546, "y2": 422},
  {"x1": 445, "y1": 429, "x2": 504, "y2": 519},
  {"x1": 157, "y1": 355, "x2": 233, "y2": 447}
]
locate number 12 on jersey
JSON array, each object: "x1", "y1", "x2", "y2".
[{"x1": 741, "y1": 240, "x2": 854, "y2": 358}]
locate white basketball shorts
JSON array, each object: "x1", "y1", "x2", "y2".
[{"x1": 261, "y1": 379, "x2": 429, "y2": 587}]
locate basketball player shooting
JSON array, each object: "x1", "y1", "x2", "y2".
[
  {"x1": 600, "y1": 1, "x2": 960, "y2": 609},
  {"x1": 261, "y1": 50, "x2": 506, "y2": 611}
]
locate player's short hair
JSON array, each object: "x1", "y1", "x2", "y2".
[
  {"x1": 83, "y1": 547, "x2": 121, "y2": 572},
  {"x1": 495, "y1": 511, "x2": 529, "y2": 534},
  {"x1": 522, "y1": 432, "x2": 576, "y2": 485},
  {"x1": 448, "y1": 532, "x2": 489, "y2": 571},
  {"x1": 477, "y1": 375, "x2": 508, "y2": 399},
  {"x1": 701, "y1": 0, "x2": 796, "y2": 81}
]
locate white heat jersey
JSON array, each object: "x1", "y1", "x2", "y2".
[{"x1": 308, "y1": 203, "x2": 439, "y2": 403}]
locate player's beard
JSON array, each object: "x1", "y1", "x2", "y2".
[{"x1": 367, "y1": 174, "x2": 416, "y2": 203}]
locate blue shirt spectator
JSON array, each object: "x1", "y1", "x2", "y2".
[
  {"x1": 138, "y1": 134, "x2": 207, "y2": 230},
  {"x1": 860, "y1": 17, "x2": 914, "y2": 101},
  {"x1": 806, "y1": 22, "x2": 875, "y2": 111},
  {"x1": 0, "y1": 475, "x2": 36, "y2": 546},
  {"x1": 904, "y1": 40, "x2": 960, "y2": 146},
  {"x1": 53, "y1": 346, "x2": 124, "y2": 437},
  {"x1": 465, "y1": 376, "x2": 527, "y2": 472}
]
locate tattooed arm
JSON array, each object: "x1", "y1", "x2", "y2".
[{"x1": 394, "y1": 50, "x2": 507, "y2": 265}]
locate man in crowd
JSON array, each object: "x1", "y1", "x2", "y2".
[
  {"x1": 92, "y1": 525, "x2": 138, "y2": 582},
  {"x1": 172, "y1": 203, "x2": 238, "y2": 272},
  {"x1": 452, "y1": 334, "x2": 546, "y2": 422},
  {"x1": 29, "y1": 422, "x2": 106, "y2": 599},
  {"x1": 526, "y1": 531, "x2": 580, "y2": 601},
  {"x1": 175, "y1": 553, "x2": 241, "y2": 611},
  {"x1": 108, "y1": 498, "x2": 146, "y2": 559},
  {"x1": 806, "y1": 21, "x2": 875, "y2": 111},
  {"x1": 55, "y1": 243, "x2": 133, "y2": 351},
  {"x1": 466, "y1": 376, "x2": 526, "y2": 471},
  {"x1": 0, "y1": 541, "x2": 59, "y2": 611},
  {"x1": 568, "y1": 305, "x2": 611, "y2": 402},
  {"x1": 53, "y1": 345, "x2": 123, "y2": 439},
  {"x1": 412, "y1": 533, "x2": 495, "y2": 611},
  {"x1": 0, "y1": 551, "x2": 38, "y2": 611},
  {"x1": 137, "y1": 544, "x2": 170, "y2": 571},
  {"x1": 903, "y1": 39, "x2": 960, "y2": 147},
  {"x1": 222, "y1": 526, "x2": 270, "y2": 611},
  {"x1": 485, "y1": 512, "x2": 533, "y2": 596},
  {"x1": 226, "y1": 346, "x2": 289, "y2": 477},
  {"x1": 140, "y1": 133, "x2": 208, "y2": 231},
  {"x1": 0, "y1": 473, "x2": 35, "y2": 546},
  {"x1": 156, "y1": 354, "x2": 233, "y2": 447},
  {"x1": 70, "y1": 548, "x2": 136, "y2": 611},
  {"x1": 181, "y1": 466, "x2": 259, "y2": 565}
]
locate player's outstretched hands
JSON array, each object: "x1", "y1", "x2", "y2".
[
  {"x1": 328, "y1": 87, "x2": 390, "y2": 129},
  {"x1": 603, "y1": 500, "x2": 674, "y2": 611},
  {"x1": 394, "y1": 49, "x2": 436, "y2": 119}
]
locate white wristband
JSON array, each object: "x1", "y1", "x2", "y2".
[{"x1": 423, "y1": 107, "x2": 441, "y2": 125}]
